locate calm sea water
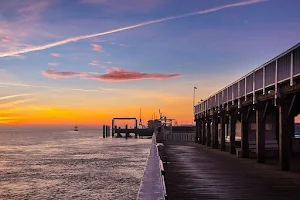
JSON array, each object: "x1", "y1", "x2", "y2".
[{"x1": 0, "y1": 129, "x2": 151, "y2": 200}]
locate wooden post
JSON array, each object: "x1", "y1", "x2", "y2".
[
  {"x1": 125, "y1": 124, "x2": 129, "y2": 139},
  {"x1": 279, "y1": 101, "x2": 292, "y2": 171},
  {"x1": 198, "y1": 119, "x2": 202, "y2": 144},
  {"x1": 212, "y1": 114, "x2": 219, "y2": 149},
  {"x1": 256, "y1": 107, "x2": 266, "y2": 163},
  {"x1": 241, "y1": 112, "x2": 249, "y2": 158},
  {"x1": 117, "y1": 127, "x2": 121, "y2": 138},
  {"x1": 103, "y1": 125, "x2": 106, "y2": 138},
  {"x1": 220, "y1": 113, "x2": 226, "y2": 151},
  {"x1": 207, "y1": 119, "x2": 211, "y2": 146},
  {"x1": 195, "y1": 119, "x2": 199, "y2": 143},
  {"x1": 105, "y1": 125, "x2": 108, "y2": 137},
  {"x1": 112, "y1": 119, "x2": 114, "y2": 137},
  {"x1": 229, "y1": 112, "x2": 236, "y2": 154},
  {"x1": 202, "y1": 120, "x2": 206, "y2": 145}
]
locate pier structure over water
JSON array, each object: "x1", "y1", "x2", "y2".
[
  {"x1": 111, "y1": 117, "x2": 138, "y2": 138},
  {"x1": 194, "y1": 43, "x2": 300, "y2": 171},
  {"x1": 111, "y1": 117, "x2": 153, "y2": 138}
]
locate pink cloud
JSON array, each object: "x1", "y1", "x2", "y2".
[
  {"x1": 48, "y1": 62, "x2": 60, "y2": 66},
  {"x1": 86, "y1": 68, "x2": 181, "y2": 82},
  {"x1": 89, "y1": 60, "x2": 99, "y2": 66},
  {"x1": 41, "y1": 68, "x2": 180, "y2": 82},
  {"x1": 107, "y1": 61, "x2": 112, "y2": 64},
  {"x1": 1, "y1": 36, "x2": 10, "y2": 43},
  {"x1": 42, "y1": 70, "x2": 86, "y2": 79},
  {"x1": 91, "y1": 44, "x2": 104, "y2": 52},
  {"x1": 51, "y1": 53, "x2": 61, "y2": 57}
]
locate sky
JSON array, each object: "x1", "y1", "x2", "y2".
[{"x1": 0, "y1": 0, "x2": 300, "y2": 127}]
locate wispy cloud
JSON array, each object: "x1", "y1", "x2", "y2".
[
  {"x1": 0, "y1": 1, "x2": 56, "y2": 53},
  {"x1": 89, "y1": 60, "x2": 99, "y2": 66},
  {"x1": 51, "y1": 52, "x2": 61, "y2": 57},
  {"x1": 118, "y1": 43, "x2": 129, "y2": 47},
  {"x1": 0, "y1": 82, "x2": 51, "y2": 89},
  {"x1": 6, "y1": 54, "x2": 26, "y2": 59},
  {"x1": 86, "y1": 68, "x2": 181, "y2": 81},
  {"x1": 91, "y1": 44, "x2": 104, "y2": 52},
  {"x1": 0, "y1": 0, "x2": 268, "y2": 58},
  {"x1": 0, "y1": 98, "x2": 35, "y2": 109},
  {"x1": 0, "y1": 94, "x2": 33, "y2": 101},
  {"x1": 81, "y1": 0, "x2": 162, "y2": 13},
  {"x1": 42, "y1": 70, "x2": 86, "y2": 79},
  {"x1": 70, "y1": 88, "x2": 104, "y2": 93},
  {"x1": 48, "y1": 62, "x2": 60, "y2": 66}
]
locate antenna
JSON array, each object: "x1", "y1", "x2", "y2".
[{"x1": 139, "y1": 108, "x2": 143, "y2": 127}]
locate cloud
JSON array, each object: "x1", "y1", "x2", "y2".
[
  {"x1": 70, "y1": 88, "x2": 104, "y2": 93},
  {"x1": 89, "y1": 60, "x2": 99, "y2": 66},
  {"x1": 0, "y1": 98, "x2": 35, "y2": 109},
  {"x1": 0, "y1": 94, "x2": 33, "y2": 101},
  {"x1": 42, "y1": 70, "x2": 86, "y2": 79},
  {"x1": 0, "y1": 0, "x2": 269, "y2": 58},
  {"x1": 91, "y1": 44, "x2": 104, "y2": 52},
  {"x1": 0, "y1": 1, "x2": 56, "y2": 53},
  {"x1": 1, "y1": 36, "x2": 10, "y2": 43},
  {"x1": 42, "y1": 68, "x2": 180, "y2": 81},
  {"x1": 80, "y1": 0, "x2": 162, "y2": 13},
  {"x1": 86, "y1": 68, "x2": 181, "y2": 82},
  {"x1": 118, "y1": 43, "x2": 128, "y2": 47},
  {"x1": 6, "y1": 54, "x2": 26, "y2": 59},
  {"x1": 0, "y1": 82, "x2": 52, "y2": 89},
  {"x1": 48, "y1": 62, "x2": 60, "y2": 66},
  {"x1": 51, "y1": 53, "x2": 61, "y2": 57}
]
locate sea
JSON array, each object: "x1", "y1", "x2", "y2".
[{"x1": 0, "y1": 129, "x2": 151, "y2": 200}]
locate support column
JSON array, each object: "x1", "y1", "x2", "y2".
[
  {"x1": 279, "y1": 101, "x2": 292, "y2": 171},
  {"x1": 212, "y1": 114, "x2": 219, "y2": 148},
  {"x1": 241, "y1": 112, "x2": 249, "y2": 158},
  {"x1": 256, "y1": 107, "x2": 265, "y2": 163},
  {"x1": 202, "y1": 120, "x2": 206, "y2": 145},
  {"x1": 195, "y1": 119, "x2": 199, "y2": 143},
  {"x1": 198, "y1": 119, "x2": 202, "y2": 144},
  {"x1": 207, "y1": 118, "x2": 211, "y2": 146},
  {"x1": 229, "y1": 112, "x2": 236, "y2": 154},
  {"x1": 220, "y1": 113, "x2": 226, "y2": 151}
]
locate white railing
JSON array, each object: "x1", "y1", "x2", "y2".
[
  {"x1": 137, "y1": 134, "x2": 167, "y2": 200},
  {"x1": 195, "y1": 43, "x2": 300, "y2": 114},
  {"x1": 162, "y1": 132, "x2": 195, "y2": 142}
]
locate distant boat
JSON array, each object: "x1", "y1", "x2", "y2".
[{"x1": 74, "y1": 126, "x2": 78, "y2": 131}]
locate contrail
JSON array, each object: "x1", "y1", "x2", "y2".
[{"x1": 0, "y1": 0, "x2": 267, "y2": 58}]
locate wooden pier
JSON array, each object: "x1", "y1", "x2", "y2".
[
  {"x1": 194, "y1": 43, "x2": 300, "y2": 171},
  {"x1": 162, "y1": 141, "x2": 300, "y2": 200}
]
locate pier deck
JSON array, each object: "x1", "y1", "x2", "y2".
[{"x1": 163, "y1": 142, "x2": 300, "y2": 200}]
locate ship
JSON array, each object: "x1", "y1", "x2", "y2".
[{"x1": 74, "y1": 126, "x2": 78, "y2": 131}]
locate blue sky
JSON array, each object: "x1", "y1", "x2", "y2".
[{"x1": 0, "y1": 0, "x2": 299, "y2": 125}]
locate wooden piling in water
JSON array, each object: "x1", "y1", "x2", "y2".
[
  {"x1": 103, "y1": 125, "x2": 106, "y2": 138},
  {"x1": 125, "y1": 124, "x2": 129, "y2": 138}
]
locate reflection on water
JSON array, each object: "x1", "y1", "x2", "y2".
[{"x1": 0, "y1": 129, "x2": 151, "y2": 200}]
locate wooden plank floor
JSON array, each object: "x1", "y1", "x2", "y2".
[{"x1": 162, "y1": 142, "x2": 300, "y2": 200}]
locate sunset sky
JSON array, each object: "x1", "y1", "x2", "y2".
[{"x1": 0, "y1": 0, "x2": 300, "y2": 126}]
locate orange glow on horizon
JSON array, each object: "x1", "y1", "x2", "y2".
[{"x1": 0, "y1": 103, "x2": 195, "y2": 126}]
